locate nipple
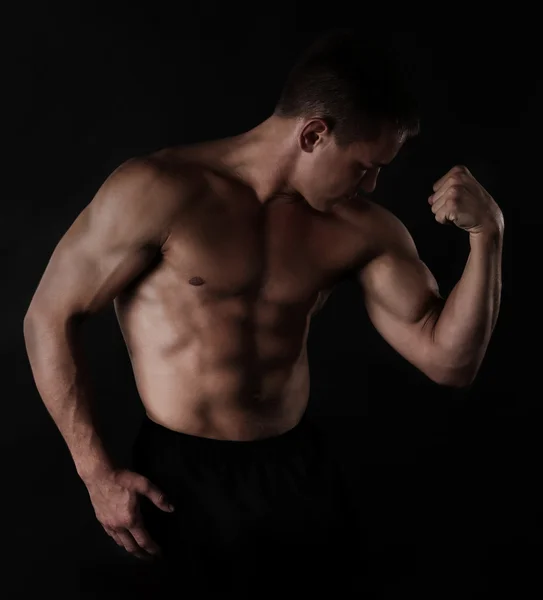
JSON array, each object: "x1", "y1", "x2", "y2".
[{"x1": 188, "y1": 276, "x2": 205, "y2": 286}]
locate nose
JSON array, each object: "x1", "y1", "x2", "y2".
[{"x1": 360, "y1": 168, "x2": 380, "y2": 194}]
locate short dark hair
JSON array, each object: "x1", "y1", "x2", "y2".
[{"x1": 274, "y1": 29, "x2": 420, "y2": 145}]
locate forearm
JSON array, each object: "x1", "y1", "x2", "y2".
[
  {"x1": 432, "y1": 226, "x2": 503, "y2": 383},
  {"x1": 23, "y1": 313, "x2": 115, "y2": 482}
]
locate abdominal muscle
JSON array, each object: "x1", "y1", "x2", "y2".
[{"x1": 117, "y1": 294, "x2": 313, "y2": 441}]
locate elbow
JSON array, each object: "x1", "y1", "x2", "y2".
[
  {"x1": 23, "y1": 309, "x2": 47, "y2": 353},
  {"x1": 426, "y1": 363, "x2": 478, "y2": 389},
  {"x1": 23, "y1": 310, "x2": 39, "y2": 339},
  {"x1": 434, "y1": 374, "x2": 474, "y2": 389},
  {"x1": 24, "y1": 302, "x2": 83, "y2": 328},
  {"x1": 24, "y1": 298, "x2": 46, "y2": 329},
  {"x1": 23, "y1": 307, "x2": 82, "y2": 347},
  {"x1": 23, "y1": 307, "x2": 47, "y2": 337},
  {"x1": 23, "y1": 312, "x2": 41, "y2": 363}
]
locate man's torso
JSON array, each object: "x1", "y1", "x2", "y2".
[{"x1": 114, "y1": 144, "x2": 385, "y2": 440}]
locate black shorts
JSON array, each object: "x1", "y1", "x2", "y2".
[{"x1": 130, "y1": 410, "x2": 365, "y2": 593}]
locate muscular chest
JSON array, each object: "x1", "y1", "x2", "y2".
[{"x1": 163, "y1": 199, "x2": 363, "y2": 306}]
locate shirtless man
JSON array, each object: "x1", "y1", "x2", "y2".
[{"x1": 23, "y1": 31, "x2": 503, "y2": 592}]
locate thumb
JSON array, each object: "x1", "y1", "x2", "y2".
[{"x1": 135, "y1": 475, "x2": 175, "y2": 512}]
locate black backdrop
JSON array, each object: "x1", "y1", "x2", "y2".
[{"x1": 7, "y1": 3, "x2": 532, "y2": 598}]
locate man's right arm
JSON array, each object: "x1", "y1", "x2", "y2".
[{"x1": 23, "y1": 157, "x2": 183, "y2": 483}]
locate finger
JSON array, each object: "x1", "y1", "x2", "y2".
[
  {"x1": 104, "y1": 524, "x2": 153, "y2": 560},
  {"x1": 116, "y1": 529, "x2": 139, "y2": 553},
  {"x1": 429, "y1": 182, "x2": 466, "y2": 213},
  {"x1": 135, "y1": 476, "x2": 175, "y2": 513},
  {"x1": 429, "y1": 176, "x2": 457, "y2": 206},
  {"x1": 431, "y1": 167, "x2": 457, "y2": 193},
  {"x1": 117, "y1": 528, "x2": 152, "y2": 560},
  {"x1": 110, "y1": 532, "x2": 129, "y2": 551},
  {"x1": 434, "y1": 202, "x2": 457, "y2": 225},
  {"x1": 432, "y1": 164, "x2": 471, "y2": 192},
  {"x1": 130, "y1": 525, "x2": 162, "y2": 557},
  {"x1": 104, "y1": 526, "x2": 124, "y2": 548},
  {"x1": 429, "y1": 186, "x2": 454, "y2": 213}
]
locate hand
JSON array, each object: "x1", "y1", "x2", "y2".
[
  {"x1": 84, "y1": 468, "x2": 174, "y2": 560},
  {"x1": 428, "y1": 165, "x2": 503, "y2": 235}
]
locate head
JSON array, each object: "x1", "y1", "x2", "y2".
[{"x1": 274, "y1": 29, "x2": 420, "y2": 212}]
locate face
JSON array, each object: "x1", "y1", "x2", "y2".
[{"x1": 291, "y1": 119, "x2": 406, "y2": 212}]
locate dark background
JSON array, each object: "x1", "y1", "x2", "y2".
[{"x1": 6, "y1": 3, "x2": 533, "y2": 598}]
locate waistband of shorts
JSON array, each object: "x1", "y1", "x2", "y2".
[{"x1": 137, "y1": 409, "x2": 312, "y2": 455}]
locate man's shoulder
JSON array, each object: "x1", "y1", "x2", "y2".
[
  {"x1": 91, "y1": 149, "x2": 210, "y2": 247},
  {"x1": 138, "y1": 142, "x2": 248, "y2": 204},
  {"x1": 333, "y1": 199, "x2": 417, "y2": 270},
  {"x1": 337, "y1": 199, "x2": 412, "y2": 247},
  {"x1": 123, "y1": 146, "x2": 209, "y2": 195}
]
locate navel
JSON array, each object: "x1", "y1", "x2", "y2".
[{"x1": 188, "y1": 276, "x2": 205, "y2": 286}]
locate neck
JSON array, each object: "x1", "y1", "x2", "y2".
[{"x1": 198, "y1": 115, "x2": 303, "y2": 205}]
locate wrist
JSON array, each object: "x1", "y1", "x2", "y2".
[
  {"x1": 469, "y1": 217, "x2": 504, "y2": 243},
  {"x1": 75, "y1": 452, "x2": 117, "y2": 484}
]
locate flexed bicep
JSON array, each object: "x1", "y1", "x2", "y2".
[{"x1": 357, "y1": 210, "x2": 446, "y2": 381}]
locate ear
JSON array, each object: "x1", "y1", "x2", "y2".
[{"x1": 299, "y1": 118, "x2": 330, "y2": 152}]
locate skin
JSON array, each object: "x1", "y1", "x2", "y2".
[{"x1": 23, "y1": 114, "x2": 504, "y2": 560}]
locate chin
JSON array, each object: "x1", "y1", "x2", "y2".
[
  {"x1": 303, "y1": 191, "x2": 339, "y2": 213},
  {"x1": 319, "y1": 202, "x2": 336, "y2": 213},
  {"x1": 302, "y1": 196, "x2": 324, "y2": 212},
  {"x1": 330, "y1": 196, "x2": 348, "y2": 208},
  {"x1": 321, "y1": 196, "x2": 343, "y2": 210}
]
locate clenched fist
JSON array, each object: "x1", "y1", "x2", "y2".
[{"x1": 429, "y1": 165, "x2": 503, "y2": 235}]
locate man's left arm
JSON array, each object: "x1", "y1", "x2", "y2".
[{"x1": 358, "y1": 165, "x2": 504, "y2": 387}]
